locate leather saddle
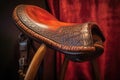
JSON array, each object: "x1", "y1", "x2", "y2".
[{"x1": 13, "y1": 4, "x2": 105, "y2": 62}]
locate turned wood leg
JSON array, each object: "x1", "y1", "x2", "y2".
[
  {"x1": 91, "y1": 60, "x2": 100, "y2": 80},
  {"x1": 24, "y1": 44, "x2": 46, "y2": 80},
  {"x1": 60, "y1": 56, "x2": 69, "y2": 80}
]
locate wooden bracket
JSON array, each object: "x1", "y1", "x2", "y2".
[{"x1": 24, "y1": 44, "x2": 46, "y2": 80}]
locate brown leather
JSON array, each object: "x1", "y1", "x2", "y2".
[{"x1": 13, "y1": 5, "x2": 105, "y2": 61}]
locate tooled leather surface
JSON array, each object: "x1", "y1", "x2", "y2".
[
  {"x1": 16, "y1": 5, "x2": 93, "y2": 48},
  {"x1": 13, "y1": 5, "x2": 105, "y2": 61}
]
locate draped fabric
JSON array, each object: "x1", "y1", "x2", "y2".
[{"x1": 46, "y1": 0, "x2": 120, "y2": 80}]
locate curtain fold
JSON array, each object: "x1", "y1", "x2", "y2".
[{"x1": 46, "y1": 0, "x2": 120, "y2": 80}]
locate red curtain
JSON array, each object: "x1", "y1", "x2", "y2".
[{"x1": 46, "y1": 0, "x2": 120, "y2": 80}]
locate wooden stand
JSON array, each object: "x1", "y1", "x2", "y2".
[
  {"x1": 60, "y1": 56, "x2": 69, "y2": 80},
  {"x1": 24, "y1": 43, "x2": 100, "y2": 80},
  {"x1": 24, "y1": 44, "x2": 46, "y2": 80},
  {"x1": 59, "y1": 57, "x2": 100, "y2": 80},
  {"x1": 91, "y1": 60, "x2": 100, "y2": 80}
]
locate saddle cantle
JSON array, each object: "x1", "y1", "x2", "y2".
[{"x1": 13, "y1": 5, "x2": 105, "y2": 61}]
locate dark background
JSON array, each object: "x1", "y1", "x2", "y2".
[{"x1": 0, "y1": 0, "x2": 48, "y2": 79}]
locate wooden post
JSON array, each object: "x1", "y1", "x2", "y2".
[
  {"x1": 24, "y1": 44, "x2": 46, "y2": 80},
  {"x1": 91, "y1": 59, "x2": 101, "y2": 80},
  {"x1": 60, "y1": 56, "x2": 69, "y2": 80}
]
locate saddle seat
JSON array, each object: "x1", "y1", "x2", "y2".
[{"x1": 13, "y1": 4, "x2": 105, "y2": 62}]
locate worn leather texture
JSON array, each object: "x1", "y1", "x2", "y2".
[{"x1": 13, "y1": 5, "x2": 105, "y2": 61}]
